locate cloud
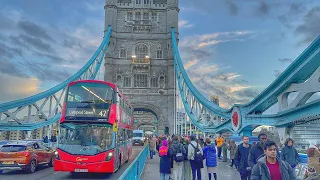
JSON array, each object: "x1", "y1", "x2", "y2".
[
  {"x1": 16, "y1": 34, "x2": 54, "y2": 52},
  {"x1": 17, "y1": 20, "x2": 54, "y2": 41},
  {"x1": 0, "y1": 59, "x2": 28, "y2": 78},
  {"x1": 259, "y1": 1, "x2": 269, "y2": 15},
  {"x1": 179, "y1": 20, "x2": 194, "y2": 29},
  {"x1": 184, "y1": 59, "x2": 200, "y2": 70},
  {"x1": 22, "y1": 61, "x2": 72, "y2": 82},
  {"x1": 180, "y1": 31, "x2": 252, "y2": 50},
  {"x1": 225, "y1": 0, "x2": 238, "y2": 15},
  {"x1": 193, "y1": 73, "x2": 260, "y2": 108},
  {"x1": 0, "y1": 73, "x2": 41, "y2": 103},
  {"x1": 278, "y1": 58, "x2": 292, "y2": 63},
  {"x1": 295, "y1": 6, "x2": 320, "y2": 44}
]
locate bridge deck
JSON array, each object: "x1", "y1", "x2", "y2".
[{"x1": 141, "y1": 154, "x2": 240, "y2": 180}]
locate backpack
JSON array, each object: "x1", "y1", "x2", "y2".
[
  {"x1": 190, "y1": 143, "x2": 204, "y2": 163},
  {"x1": 175, "y1": 144, "x2": 185, "y2": 162}
]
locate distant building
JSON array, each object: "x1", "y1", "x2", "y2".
[{"x1": 210, "y1": 95, "x2": 219, "y2": 106}]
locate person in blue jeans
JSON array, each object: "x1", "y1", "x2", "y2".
[
  {"x1": 188, "y1": 135, "x2": 203, "y2": 180},
  {"x1": 149, "y1": 137, "x2": 156, "y2": 159}
]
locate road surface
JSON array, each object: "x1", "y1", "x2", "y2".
[{"x1": 0, "y1": 146, "x2": 144, "y2": 180}]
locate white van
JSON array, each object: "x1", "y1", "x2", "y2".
[{"x1": 132, "y1": 130, "x2": 144, "y2": 146}]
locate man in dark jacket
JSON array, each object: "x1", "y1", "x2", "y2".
[
  {"x1": 251, "y1": 141, "x2": 296, "y2": 180},
  {"x1": 280, "y1": 138, "x2": 299, "y2": 171},
  {"x1": 248, "y1": 133, "x2": 268, "y2": 168},
  {"x1": 235, "y1": 136, "x2": 252, "y2": 180}
]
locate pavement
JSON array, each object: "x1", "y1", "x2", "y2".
[
  {"x1": 141, "y1": 154, "x2": 241, "y2": 180},
  {"x1": 0, "y1": 146, "x2": 144, "y2": 180}
]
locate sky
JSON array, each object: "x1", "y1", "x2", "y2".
[{"x1": 0, "y1": 0, "x2": 319, "y2": 110}]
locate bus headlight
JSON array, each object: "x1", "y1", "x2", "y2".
[
  {"x1": 106, "y1": 152, "x2": 113, "y2": 161},
  {"x1": 55, "y1": 151, "x2": 60, "y2": 160}
]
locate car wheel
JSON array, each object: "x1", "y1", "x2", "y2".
[
  {"x1": 48, "y1": 157, "x2": 54, "y2": 167},
  {"x1": 27, "y1": 160, "x2": 36, "y2": 173}
]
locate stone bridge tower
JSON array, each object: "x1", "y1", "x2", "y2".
[{"x1": 104, "y1": 0, "x2": 179, "y2": 135}]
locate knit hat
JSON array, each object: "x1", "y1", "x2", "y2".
[{"x1": 162, "y1": 139, "x2": 168, "y2": 146}]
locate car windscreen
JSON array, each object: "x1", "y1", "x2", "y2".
[{"x1": 0, "y1": 145, "x2": 26, "y2": 152}]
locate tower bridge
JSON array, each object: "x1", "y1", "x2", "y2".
[{"x1": 0, "y1": 0, "x2": 319, "y2": 179}]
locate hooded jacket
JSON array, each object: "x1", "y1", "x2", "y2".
[{"x1": 251, "y1": 155, "x2": 297, "y2": 180}]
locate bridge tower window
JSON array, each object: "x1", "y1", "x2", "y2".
[
  {"x1": 156, "y1": 50, "x2": 163, "y2": 59},
  {"x1": 144, "y1": 0, "x2": 149, "y2": 4},
  {"x1": 150, "y1": 77, "x2": 158, "y2": 88},
  {"x1": 119, "y1": 49, "x2": 127, "y2": 58},
  {"x1": 143, "y1": 12, "x2": 149, "y2": 20},
  {"x1": 134, "y1": 74, "x2": 148, "y2": 88},
  {"x1": 135, "y1": 44, "x2": 148, "y2": 58},
  {"x1": 123, "y1": 77, "x2": 132, "y2": 87},
  {"x1": 127, "y1": 12, "x2": 133, "y2": 21},
  {"x1": 136, "y1": 0, "x2": 141, "y2": 4}
]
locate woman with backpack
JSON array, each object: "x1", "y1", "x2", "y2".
[
  {"x1": 203, "y1": 138, "x2": 218, "y2": 180},
  {"x1": 188, "y1": 135, "x2": 203, "y2": 180},
  {"x1": 159, "y1": 139, "x2": 171, "y2": 180}
]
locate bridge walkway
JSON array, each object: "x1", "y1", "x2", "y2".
[{"x1": 141, "y1": 154, "x2": 240, "y2": 180}]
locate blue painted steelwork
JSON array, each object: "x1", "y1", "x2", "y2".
[
  {"x1": 171, "y1": 27, "x2": 320, "y2": 134},
  {"x1": 118, "y1": 145, "x2": 149, "y2": 180},
  {"x1": 0, "y1": 27, "x2": 112, "y2": 131}
]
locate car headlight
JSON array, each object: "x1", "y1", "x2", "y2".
[{"x1": 54, "y1": 151, "x2": 60, "y2": 160}]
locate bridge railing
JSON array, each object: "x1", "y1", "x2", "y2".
[{"x1": 118, "y1": 145, "x2": 149, "y2": 180}]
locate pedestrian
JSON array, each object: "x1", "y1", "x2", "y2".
[
  {"x1": 203, "y1": 138, "x2": 217, "y2": 180},
  {"x1": 159, "y1": 139, "x2": 171, "y2": 180},
  {"x1": 198, "y1": 139, "x2": 208, "y2": 180},
  {"x1": 251, "y1": 141, "x2": 297, "y2": 180},
  {"x1": 188, "y1": 135, "x2": 203, "y2": 180},
  {"x1": 215, "y1": 135, "x2": 224, "y2": 159},
  {"x1": 222, "y1": 141, "x2": 228, "y2": 162},
  {"x1": 182, "y1": 137, "x2": 191, "y2": 180},
  {"x1": 305, "y1": 143, "x2": 320, "y2": 178},
  {"x1": 149, "y1": 136, "x2": 156, "y2": 159},
  {"x1": 228, "y1": 140, "x2": 237, "y2": 167},
  {"x1": 234, "y1": 136, "x2": 252, "y2": 180},
  {"x1": 280, "y1": 138, "x2": 299, "y2": 171},
  {"x1": 170, "y1": 135, "x2": 186, "y2": 180},
  {"x1": 248, "y1": 133, "x2": 268, "y2": 168}
]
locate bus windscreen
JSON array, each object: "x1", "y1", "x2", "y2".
[
  {"x1": 65, "y1": 82, "x2": 114, "y2": 120},
  {"x1": 58, "y1": 123, "x2": 114, "y2": 155}
]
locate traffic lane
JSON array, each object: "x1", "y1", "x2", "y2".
[{"x1": 0, "y1": 146, "x2": 145, "y2": 180}]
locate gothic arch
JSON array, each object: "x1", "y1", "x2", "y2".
[{"x1": 134, "y1": 43, "x2": 149, "y2": 58}]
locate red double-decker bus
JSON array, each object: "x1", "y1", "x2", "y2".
[{"x1": 54, "y1": 80, "x2": 133, "y2": 173}]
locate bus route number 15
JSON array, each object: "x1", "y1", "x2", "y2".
[{"x1": 98, "y1": 110, "x2": 107, "y2": 117}]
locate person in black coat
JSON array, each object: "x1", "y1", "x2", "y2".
[{"x1": 234, "y1": 136, "x2": 252, "y2": 180}]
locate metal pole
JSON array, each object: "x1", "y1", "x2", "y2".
[
  {"x1": 173, "y1": 64, "x2": 176, "y2": 135},
  {"x1": 189, "y1": 118, "x2": 192, "y2": 136},
  {"x1": 184, "y1": 112, "x2": 187, "y2": 136}
]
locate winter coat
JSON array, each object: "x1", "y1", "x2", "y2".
[
  {"x1": 183, "y1": 143, "x2": 189, "y2": 160},
  {"x1": 188, "y1": 140, "x2": 203, "y2": 160},
  {"x1": 280, "y1": 145, "x2": 299, "y2": 168},
  {"x1": 251, "y1": 155, "x2": 297, "y2": 180},
  {"x1": 307, "y1": 146, "x2": 320, "y2": 174},
  {"x1": 234, "y1": 143, "x2": 252, "y2": 173},
  {"x1": 203, "y1": 143, "x2": 217, "y2": 167},
  {"x1": 170, "y1": 140, "x2": 186, "y2": 161},
  {"x1": 159, "y1": 145, "x2": 171, "y2": 174},
  {"x1": 228, "y1": 143, "x2": 237, "y2": 160},
  {"x1": 248, "y1": 142, "x2": 265, "y2": 168},
  {"x1": 215, "y1": 137, "x2": 224, "y2": 147},
  {"x1": 149, "y1": 138, "x2": 156, "y2": 151}
]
